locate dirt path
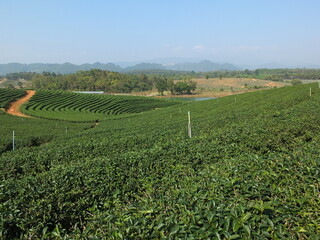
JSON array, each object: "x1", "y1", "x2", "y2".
[{"x1": 6, "y1": 90, "x2": 36, "y2": 118}]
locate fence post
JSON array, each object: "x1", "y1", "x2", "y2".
[
  {"x1": 188, "y1": 111, "x2": 192, "y2": 138},
  {"x1": 12, "y1": 131, "x2": 15, "y2": 151},
  {"x1": 310, "y1": 87, "x2": 312, "y2": 98}
]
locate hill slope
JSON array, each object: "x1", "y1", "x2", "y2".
[{"x1": 1, "y1": 84, "x2": 320, "y2": 238}]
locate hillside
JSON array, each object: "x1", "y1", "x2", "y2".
[{"x1": 1, "y1": 84, "x2": 320, "y2": 238}]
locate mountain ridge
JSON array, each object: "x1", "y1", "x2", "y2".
[
  {"x1": 1, "y1": 60, "x2": 318, "y2": 75},
  {"x1": 0, "y1": 60, "x2": 238, "y2": 74}
]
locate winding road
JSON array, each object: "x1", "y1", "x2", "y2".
[{"x1": 6, "y1": 90, "x2": 35, "y2": 118}]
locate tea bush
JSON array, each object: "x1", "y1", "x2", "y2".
[{"x1": 1, "y1": 84, "x2": 320, "y2": 239}]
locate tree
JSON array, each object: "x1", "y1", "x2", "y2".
[
  {"x1": 17, "y1": 81, "x2": 23, "y2": 89},
  {"x1": 174, "y1": 81, "x2": 188, "y2": 95},
  {"x1": 5, "y1": 83, "x2": 15, "y2": 89},
  {"x1": 187, "y1": 80, "x2": 197, "y2": 94},
  {"x1": 167, "y1": 79, "x2": 175, "y2": 95},
  {"x1": 154, "y1": 78, "x2": 168, "y2": 95},
  {"x1": 173, "y1": 81, "x2": 197, "y2": 95}
]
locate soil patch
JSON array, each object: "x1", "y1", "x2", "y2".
[{"x1": 6, "y1": 90, "x2": 35, "y2": 118}]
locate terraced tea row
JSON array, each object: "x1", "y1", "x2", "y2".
[
  {"x1": 0, "y1": 88, "x2": 26, "y2": 108},
  {"x1": 22, "y1": 90, "x2": 181, "y2": 121}
]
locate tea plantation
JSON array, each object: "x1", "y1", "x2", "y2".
[
  {"x1": 21, "y1": 91, "x2": 180, "y2": 121},
  {"x1": 0, "y1": 88, "x2": 26, "y2": 109},
  {"x1": 0, "y1": 89, "x2": 94, "y2": 153},
  {"x1": 1, "y1": 84, "x2": 320, "y2": 239}
]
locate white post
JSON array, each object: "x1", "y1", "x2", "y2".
[
  {"x1": 12, "y1": 131, "x2": 15, "y2": 151},
  {"x1": 188, "y1": 111, "x2": 192, "y2": 138},
  {"x1": 318, "y1": 81, "x2": 320, "y2": 88},
  {"x1": 65, "y1": 126, "x2": 68, "y2": 134},
  {"x1": 234, "y1": 96, "x2": 237, "y2": 103},
  {"x1": 310, "y1": 87, "x2": 312, "y2": 98}
]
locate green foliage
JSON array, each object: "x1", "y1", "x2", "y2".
[
  {"x1": 31, "y1": 69, "x2": 154, "y2": 93},
  {"x1": 5, "y1": 72, "x2": 39, "y2": 81},
  {"x1": 1, "y1": 84, "x2": 320, "y2": 238},
  {"x1": 21, "y1": 90, "x2": 180, "y2": 121},
  {"x1": 291, "y1": 79, "x2": 302, "y2": 85},
  {"x1": 173, "y1": 81, "x2": 197, "y2": 95},
  {"x1": 0, "y1": 111, "x2": 92, "y2": 154},
  {"x1": 154, "y1": 78, "x2": 197, "y2": 95},
  {"x1": 154, "y1": 77, "x2": 168, "y2": 95}
]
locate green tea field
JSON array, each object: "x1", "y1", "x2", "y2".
[
  {"x1": 21, "y1": 91, "x2": 180, "y2": 121},
  {"x1": 1, "y1": 84, "x2": 320, "y2": 239}
]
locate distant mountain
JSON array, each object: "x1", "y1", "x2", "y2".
[
  {"x1": 237, "y1": 62, "x2": 320, "y2": 70},
  {"x1": 0, "y1": 62, "x2": 122, "y2": 75},
  {"x1": 123, "y1": 63, "x2": 165, "y2": 72},
  {"x1": 256, "y1": 62, "x2": 287, "y2": 69},
  {"x1": 165, "y1": 60, "x2": 238, "y2": 72},
  {"x1": 1, "y1": 61, "x2": 319, "y2": 75}
]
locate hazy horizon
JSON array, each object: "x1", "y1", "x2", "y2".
[{"x1": 1, "y1": 0, "x2": 319, "y2": 66}]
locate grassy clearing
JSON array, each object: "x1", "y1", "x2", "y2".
[{"x1": 192, "y1": 77, "x2": 290, "y2": 93}]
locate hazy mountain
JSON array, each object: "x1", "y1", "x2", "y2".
[
  {"x1": 121, "y1": 61, "x2": 238, "y2": 72},
  {"x1": 302, "y1": 65, "x2": 320, "y2": 69},
  {"x1": 0, "y1": 63, "x2": 29, "y2": 74},
  {"x1": 256, "y1": 62, "x2": 287, "y2": 69},
  {"x1": 123, "y1": 63, "x2": 165, "y2": 72},
  {"x1": 4, "y1": 60, "x2": 313, "y2": 75},
  {"x1": 147, "y1": 57, "x2": 203, "y2": 65},
  {"x1": 237, "y1": 62, "x2": 320, "y2": 70},
  {"x1": 165, "y1": 60, "x2": 238, "y2": 72},
  {"x1": 0, "y1": 62, "x2": 122, "y2": 75}
]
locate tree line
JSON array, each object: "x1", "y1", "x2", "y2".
[
  {"x1": 8, "y1": 69, "x2": 197, "y2": 95},
  {"x1": 2, "y1": 68, "x2": 320, "y2": 93},
  {"x1": 31, "y1": 70, "x2": 153, "y2": 93}
]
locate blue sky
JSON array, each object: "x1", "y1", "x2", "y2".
[{"x1": 1, "y1": 0, "x2": 319, "y2": 65}]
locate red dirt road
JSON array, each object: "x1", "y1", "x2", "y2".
[{"x1": 6, "y1": 90, "x2": 35, "y2": 118}]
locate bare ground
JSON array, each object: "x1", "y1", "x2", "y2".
[{"x1": 5, "y1": 90, "x2": 35, "y2": 118}]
